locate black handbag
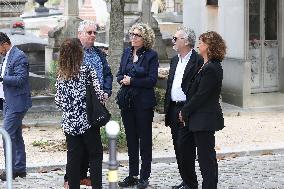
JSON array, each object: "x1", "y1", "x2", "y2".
[
  {"x1": 86, "y1": 80, "x2": 111, "y2": 127},
  {"x1": 116, "y1": 86, "x2": 137, "y2": 110}
]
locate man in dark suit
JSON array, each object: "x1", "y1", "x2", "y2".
[
  {"x1": 0, "y1": 32, "x2": 32, "y2": 181},
  {"x1": 164, "y1": 26, "x2": 203, "y2": 189}
]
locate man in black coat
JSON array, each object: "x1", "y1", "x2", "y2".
[{"x1": 164, "y1": 26, "x2": 203, "y2": 189}]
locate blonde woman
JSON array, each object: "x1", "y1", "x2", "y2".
[{"x1": 116, "y1": 23, "x2": 159, "y2": 189}]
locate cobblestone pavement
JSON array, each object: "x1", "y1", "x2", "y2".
[{"x1": 1, "y1": 154, "x2": 284, "y2": 189}]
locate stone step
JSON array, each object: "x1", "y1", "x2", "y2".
[{"x1": 0, "y1": 96, "x2": 61, "y2": 120}]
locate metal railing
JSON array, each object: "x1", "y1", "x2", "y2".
[{"x1": 0, "y1": 128, "x2": 13, "y2": 189}]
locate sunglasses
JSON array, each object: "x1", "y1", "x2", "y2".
[
  {"x1": 172, "y1": 36, "x2": 185, "y2": 42},
  {"x1": 86, "y1": 31, "x2": 97, "y2": 35},
  {"x1": 129, "y1": 33, "x2": 142, "y2": 39}
]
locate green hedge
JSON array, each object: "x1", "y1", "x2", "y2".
[
  {"x1": 48, "y1": 60, "x2": 58, "y2": 94},
  {"x1": 154, "y1": 87, "x2": 166, "y2": 114},
  {"x1": 101, "y1": 126, "x2": 127, "y2": 152}
]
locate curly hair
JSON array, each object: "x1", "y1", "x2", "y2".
[
  {"x1": 58, "y1": 38, "x2": 83, "y2": 80},
  {"x1": 129, "y1": 22, "x2": 155, "y2": 50},
  {"x1": 199, "y1": 31, "x2": 227, "y2": 61}
]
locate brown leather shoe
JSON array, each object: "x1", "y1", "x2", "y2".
[{"x1": 80, "y1": 178, "x2": 92, "y2": 186}]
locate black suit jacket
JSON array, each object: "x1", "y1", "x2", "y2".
[
  {"x1": 116, "y1": 47, "x2": 159, "y2": 109},
  {"x1": 164, "y1": 49, "x2": 203, "y2": 126},
  {"x1": 181, "y1": 60, "x2": 224, "y2": 131}
]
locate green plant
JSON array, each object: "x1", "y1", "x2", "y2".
[
  {"x1": 101, "y1": 117, "x2": 127, "y2": 152},
  {"x1": 48, "y1": 60, "x2": 58, "y2": 94},
  {"x1": 49, "y1": 0, "x2": 61, "y2": 6},
  {"x1": 154, "y1": 87, "x2": 166, "y2": 114},
  {"x1": 32, "y1": 140, "x2": 49, "y2": 147}
]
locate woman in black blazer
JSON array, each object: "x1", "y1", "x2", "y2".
[
  {"x1": 179, "y1": 31, "x2": 226, "y2": 189},
  {"x1": 116, "y1": 23, "x2": 159, "y2": 189}
]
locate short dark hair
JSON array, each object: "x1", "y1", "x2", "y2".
[{"x1": 0, "y1": 32, "x2": 11, "y2": 45}]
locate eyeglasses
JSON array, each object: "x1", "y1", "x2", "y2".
[
  {"x1": 172, "y1": 36, "x2": 185, "y2": 42},
  {"x1": 129, "y1": 33, "x2": 143, "y2": 39},
  {"x1": 86, "y1": 31, "x2": 97, "y2": 35}
]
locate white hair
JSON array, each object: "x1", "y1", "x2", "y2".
[
  {"x1": 78, "y1": 20, "x2": 97, "y2": 32},
  {"x1": 177, "y1": 25, "x2": 196, "y2": 48}
]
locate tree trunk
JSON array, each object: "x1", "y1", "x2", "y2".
[{"x1": 107, "y1": 0, "x2": 125, "y2": 119}]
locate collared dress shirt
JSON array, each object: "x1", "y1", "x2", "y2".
[{"x1": 171, "y1": 50, "x2": 192, "y2": 102}]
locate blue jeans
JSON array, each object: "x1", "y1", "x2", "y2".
[{"x1": 2, "y1": 103, "x2": 27, "y2": 173}]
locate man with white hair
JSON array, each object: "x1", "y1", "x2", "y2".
[
  {"x1": 77, "y1": 20, "x2": 113, "y2": 99},
  {"x1": 164, "y1": 26, "x2": 203, "y2": 189}
]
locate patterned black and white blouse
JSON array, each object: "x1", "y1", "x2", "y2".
[{"x1": 55, "y1": 64, "x2": 104, "y2": 136}]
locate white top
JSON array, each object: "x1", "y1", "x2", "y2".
[
  {"x1": 0, "y1": 46, "x2": 13, "y2": 99},
  {"x1": 171, "y1": 50, "x2": 192, "y2": 102}
]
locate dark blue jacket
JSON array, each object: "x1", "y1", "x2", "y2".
[
  {"x1": 92, "y1": 47, "x2": 113, "y2": 97},
  {"x1": 117, "y1": 47, "x2": 159, "y2": 109},
  {"x1": 2, "y1": 46, "x2": 32, "y2": 113},
  {"x1": 87, "y1": 46, "x2": 113, "y2": 97}
]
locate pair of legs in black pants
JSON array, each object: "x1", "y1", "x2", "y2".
[
  {"x1": 168, "y1": 103, "x2": 184, "y2": 178},
  {"x1": 65, "y1": 126, "x2": 103, "y2": 189},
  {"x1": 121, "y1": 108, "x2": 154, "y2": 180},
  {"x1": 178, "y1": 127, "x2": 218, "y2": 189},
  {"x1": 64, "y1": 150, "x2": 89, "y2": 182}
]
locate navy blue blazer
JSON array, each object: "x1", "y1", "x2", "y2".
[
  {"x1": 116, "y1": 47, "x2": 159, "y2": 109},
  {"x1": 2, "y1": 46, "x2": 32, "y2": 113},
  {"x1": 92, "y1": 47, "x2": 113, "y2": 97}
]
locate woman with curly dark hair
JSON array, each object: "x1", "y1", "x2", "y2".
[
  {"x1": 55, "y1": 38, "x2": 104, "y2": 189},
  {"x1": 178, "y1": 31, "x2": 226, "y2": 189}
]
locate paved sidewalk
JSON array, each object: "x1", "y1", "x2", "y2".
[
  {"x1": 1, "y1": 154, "x2": 284, "y2": 189},
  {"x1": 2, "y1": 102, "x2": 284, "y2": 169},
  {"x1": 1, "y1": 102, "x2": 284, "y2": 188}
]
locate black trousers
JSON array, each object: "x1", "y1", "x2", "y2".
[
  {"x1": 178, "y1": 128, "x2": 218, "y2": 189},
  {"x1": 121, "y1": 108, "x2": 154, "y2": 180},
  {"x1": 64, "y1": 149, "x2": 89, "y2": 182},
  {"x1": 168, "y1": 102, "x2": 185, "y2": 178},
  {"x1": 65, "y1": 126, "x2": 103, "y2": 189}
]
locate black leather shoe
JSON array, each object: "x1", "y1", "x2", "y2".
[
  {"x1": 172, "y1": 181, "x2": 185, "y2": 189},
  {"x1": 118, "y1": 176, "x2": 139, "y2": 187},
  {"x1": 137, "y1": 179, "x2": 149, "y2": 189},
  {"x1": 0, "y1": 172, "x2": 7, "y2": 181},
  {"x1": 0, "y1": 171, "x2": 27, "y2": 181},
  {"x1": 14, "y1": 171, "x2": 27, "y2": 178},
  {"x1": 181, "y1": 185, "x2": 197, "y2": 189}
]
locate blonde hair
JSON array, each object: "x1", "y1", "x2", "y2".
[{"x1": 129, "y1": 23, "x2": 155, "y2": 50}]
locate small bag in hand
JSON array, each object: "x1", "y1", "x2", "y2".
[{"x1": 86, "y1": 83, "x2": 111, "y2": 127}]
